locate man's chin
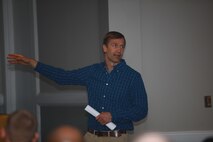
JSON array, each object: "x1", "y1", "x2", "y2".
[
  {"x1": 113, "y1": 59, "x2": 121, "y2": 64},
  {"x1": 107, "y1": 57, "x2": 122, "y2": 64}
]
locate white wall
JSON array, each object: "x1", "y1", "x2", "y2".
[
  {"x1": 108, "y1": 0, "x2": 143, "y2": 74},
  {"x1": 108, "y1": 0, "x2": 213, "y2": 135},
  {"x1": 141, "y1": 0, "x2": 213, "y2": 131}
]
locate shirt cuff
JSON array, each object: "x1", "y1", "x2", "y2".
[{"x1": 34, "y1": 61, "x2": 41, "y2": 71}]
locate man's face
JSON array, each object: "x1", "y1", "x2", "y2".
[{"x1": 103, "y1": 38, "x2": 125, "y2": 64}]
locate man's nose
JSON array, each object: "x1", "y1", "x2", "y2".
[{"x1": 116, "y1": 46, "x2": 122, "y2": 53}]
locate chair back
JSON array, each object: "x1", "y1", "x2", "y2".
[
  {"x1": 0, "y1": 114, "x2": 8, "y2": 127},
  {"x1": 0, "y1": 114, "x2": 8, "y2": 142}
]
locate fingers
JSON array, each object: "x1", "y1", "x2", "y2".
[
  {"x1": 7, "y1": 54, "x2": 24, "y2": 59},
  {"x1": 8, "y1": 60, "x2": 28, "y2": 65},
  {"x1": 7, "y1": 54, "x2": 29, "y2": 65},
  {"x1": 96, "y1": 112, "x2": 112, "y2": 125},
  {"x1": 7, "y1": 54, "x2": 38, "y2": 68},
  {"x1": 7, "y1": 54, "x2": 23, "y2": 62},
  {"x1": 96, "y1": 116, "x2": 107, "y2": 125},
  {"x1": 7, "y1": 60, "x2": 18, "y2": 64}
]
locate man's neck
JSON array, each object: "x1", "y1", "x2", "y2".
[{"x1": 105, "y1": 60, "x2": 119, "y2": 73}]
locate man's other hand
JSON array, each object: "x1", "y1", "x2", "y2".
[
  {"x1": 96, "y1": 112, "x2": 112, "y2": 125},
  {"x1": 7, "y1": 54, "x2": 38, "y2": 68}
]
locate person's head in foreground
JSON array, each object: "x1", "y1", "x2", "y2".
[
  {"x1": 47, "y1": 125, "x2": 83, "y2": 142},
  {"x1": 0, "y1": 110, "x2": 38, "y2": 142},
  {"x1": 133, "y1": 132, "x2": 171, "y2": 142},
  {"x1": 203, "y1": 137, "x2": 213, "y2": 142}
]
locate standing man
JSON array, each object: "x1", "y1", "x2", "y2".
[{"x1": 7, "y1": 31, "x2": 148, "y2": 142}]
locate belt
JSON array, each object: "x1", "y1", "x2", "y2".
[{"x1": 88, "y1": 129, "x2": 126, "y2": 137}]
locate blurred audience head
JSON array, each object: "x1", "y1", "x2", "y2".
[
  {"x1": 203, "y1": 137, "x2": 213, "y2": 142},
  {"x1": 47, "y1": 125, "x2": 83, "y2": 142},
  {"x1": 133, "y1": 132, "x2": 171, "y2": 142},
  {"x1": 0, "y1": 110, "x2": 38, "y2": 142}
]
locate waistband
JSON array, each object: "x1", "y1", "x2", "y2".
[{"x1": 88, "y1": 129, "x2": 127, "y2": 137}]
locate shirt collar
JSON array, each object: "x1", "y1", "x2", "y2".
[
  {"x1": 101, "y1": 59, "x2": 126, "y2": 72},
  {"x1": 113, "y1": 59, "x2": 126, "y2": 69}
]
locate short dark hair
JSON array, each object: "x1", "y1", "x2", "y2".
[
  {"x1": 203, "y1": 137, "x2": 213, "y2": 142},
  {"x1": 6, "y1": 110, "x2": 37, "y2": 142},
  {"x1": 103, "y1": 31, "x2": 126, "y2": 47}
]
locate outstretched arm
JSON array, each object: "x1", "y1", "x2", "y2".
[
  {"x1": 7, "y1": 53, "x2": 93, "y2": 86},
  {"x1": 7, "y1": 54, "x2": 38, "y2": 68}
]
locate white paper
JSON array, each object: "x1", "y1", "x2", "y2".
[{"x1": 85, "y1": 105, "x2": 116, "y2": 130}]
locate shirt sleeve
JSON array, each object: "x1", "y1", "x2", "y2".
[
  {"x1": 34, "y1": 62, "x2": 93, "y2": 86},
  {"x1": 111, "y1": 74, "x2": 148, "y2": 123}
]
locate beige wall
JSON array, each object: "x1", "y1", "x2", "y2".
[{"x1": 108, "y1": 0, "x2": 213, "y2": 132}]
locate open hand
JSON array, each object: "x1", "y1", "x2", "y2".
[
  {"x1": 7, "y1": 54, "x2": 38, "y2": 68},
  {"x1": 96, "y1": 112, "x2": 112, "y2": 125}
]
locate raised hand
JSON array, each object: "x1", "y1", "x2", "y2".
[{"x1": 7, "y1": 54, "x2": 38, "y2": 68}]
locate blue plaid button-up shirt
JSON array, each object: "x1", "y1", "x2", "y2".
[{"x1": 34, "y1": 59, "x2": 148, "y2": 131}]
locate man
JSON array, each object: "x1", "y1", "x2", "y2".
[
  {"x1": 7, "y1": 31, "x2": 148, "y2": 142},
  {"x1": 47, "y1": 125, "x2": 83, "y2": 142},
  {"x1": 0, "y1": 110, "x2": 39, "y2": 142}
]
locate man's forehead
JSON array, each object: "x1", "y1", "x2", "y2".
[{"x1": 108, "y1": 38, "x2": 125, "y2": 44}]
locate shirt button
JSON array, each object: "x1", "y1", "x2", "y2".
[
  {"x1": 106, "y1": 83, "x2": 108, "y2": 86},
  {"x1": 103, "y1": 95, "x2": 106, "y2": 98},
  {"x1": 102, "y1": 107, "x2": 104, "y2": 109},
  {"x1": 117, "y1": 70, "x2": 119, "y2": 72}
]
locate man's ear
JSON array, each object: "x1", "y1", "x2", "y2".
[
  {"x1": 0, "y1": 128, "x2": 6, "y2": 138},
  {"x1": 102, "y1": 44, "x2": 107, "y2": 53},
  {"x1": 32, "y1": 132, "x2": 39, "y2": 142}
]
